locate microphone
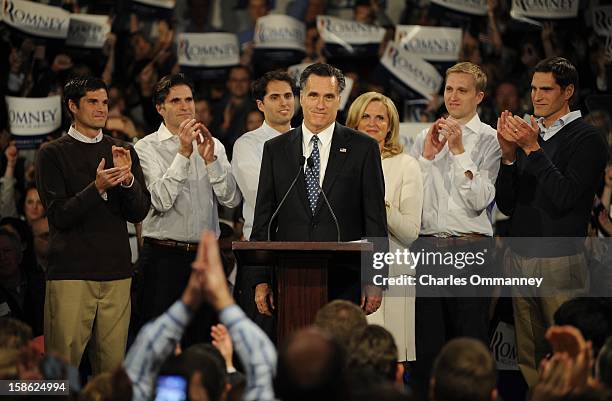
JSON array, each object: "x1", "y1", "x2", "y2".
[
  {"x1": 267, "y1": 156, "x2": 306, "y2": 241},
  {"x1": 307, "y1": 156, "x2": 341, "y2": 242}
]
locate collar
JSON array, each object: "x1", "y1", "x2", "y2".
[
  {"x1": 302, "y1": 122, "x2": 335, "y2": 148},
  {"x1": 68, "y1": 125, "x2": 103, "y2": 143},
  {"x1": 463, "y1": 113, "x2": 482, "y2": 135},
  {"x1": 157, "y1": 123, "x2": 176, "y2": 141},
  {"x1": 261, "y1": 121, "x2": 287, "y2": 136},
  {"x1": 537, "y1": 110, "x2": 582, "y2": 131}
]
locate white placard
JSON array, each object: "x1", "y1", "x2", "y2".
[
  {"x1": 2, "y1": 0, "x2": 70, "y2": 39},
  {"x1": 66, "y1": 14, "x2": 110, "y2": 49},
  {"x1": 511, "y1": 0, "x2": 579, "y2": 19},
  {"x1": 593, "y1": 5, "x2": 612, "y2": 36},
  {"x1": 430, "y1": 0, "x2": 487, "y2": 16},
  {"x1": 395, "y1": 25, "x2": 462, "y2": 62},
  {"x1": 317, "y1": 15, "x2": 386, "y2": 47},
  {"x1": 6, "y1": 96, "x2": 62, "y2": 136},
  {"x1": 339, "y1": 77, "x2": 353, "y2": 111},
  {"x1": 490, "y1": 321, "x2": 519, "y2": 371},
  {"x1": 178, "y1": 33, "x2": 239, "y2": 67},
  {"x1": 381, "y1": 42, "x2": 443, "y2": 101},
  {"x1": 254, "y1": 15, "x2": 306, "y2": 52},
  {"x1": 132, "y1": 0, "x2": 174, "y2": 9},
  {"x1": 287, "y1": 62, "x2": 311, "y2": 85}
]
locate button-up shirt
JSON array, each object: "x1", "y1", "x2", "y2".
[
  {"x1": 409, "y1": 114, "x2": 501, "y2": 236},
  {"x1": 135, "y1": 123, "x2": 241, "y2": 242},
  {"x1": 232, "y1": 122, "x2": 285, "y2": 240},
  {"x1": 302, "y1": 122, "x2": 334, "y2": 187},
  {"x1": 537, "y1": 110, "x2": 582, "y2": 141}
]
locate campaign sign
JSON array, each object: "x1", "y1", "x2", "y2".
[
  {"x1": 317, "y1": 14, "x2": 385, "y2": 57},
  {"x1": 66, "y1": 14, "x2": 109, "y2": 48},
  {"x1": 178, "y1": 33, "x2": 239, "y2": 67},
  {"x1": 254, "y1": 15, "x2": 306, "y2": 51},
  {"x1": 6, "y1": 95, "x2": 62, "y2": 136},
  {"x1": 430, "y1": 0, "x2": 487, "y2": 16},
  {"x1": 511, "y1": 0, "x2": 579, "y2": 19},
  {"x1": 395, "y1": 25, "x2": 462, "y2": 62},
  {"x1": 2, "y1": 0, "x2": 70, "y2": 39}
]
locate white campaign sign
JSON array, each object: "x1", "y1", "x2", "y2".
[
  {"x1": 2, "y1": 0, "x2": 70, "y2": 39},
  {"x1": 6, "y1": 96, "x2": 62, "y2": 136},
  {"x1": 395, "y1": 25, "x2": 462, "y2": 62},
  {"x1": 381, "y1": 42, "x2": 443, "y2": 100},
  {"x1": 430, "y1": 0, "x2": 487, "y2": 16},
  {"x1": 178, "y1": 33, "x2": 239, "y2": 67},
  {"x1": 317, "y1": 15, "x2": 385, "y2": 47},
  {"x1": 66, "y1": 14, "x2": 109, "y2": 48},
  {"x1": 254, "y1": 15, "x2": 305, "y2": 51},
  {"x1": 339, "y1": 77, "x2": 353, "y2": 111},
  {"x1": 132, "y1": 0, "x2": 174, "y2": 9},
  {"x1": 490, "y1": 321, "x2": 519, "y2": 371},
  {"x1": 593, "y1": 6, "x2": 612, "y2": 36},
  {"x1": 511, "y1": 0, "x2": 579, "y2": 19},
  {"x1": 287, "y1": 63, "x2": 311, "y2": 85}
]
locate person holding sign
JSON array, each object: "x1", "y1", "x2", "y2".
[
  {"x1": 408, "y1": 62, "x2": 501, "y2": 399},
  {"x1": 36, "y1": 77, "x2": 151, "y2": 374}
]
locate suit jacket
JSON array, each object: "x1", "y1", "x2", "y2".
[{"x1": 250, "y1": 123, "x2": 388, "y2": 284}]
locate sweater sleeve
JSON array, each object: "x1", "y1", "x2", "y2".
[
  {"x1": 118, "y1": 146, "x2": 151, "y2": 223},
  {"x1": 494, "y1": 161, "x2": 518, "y2": 216}
]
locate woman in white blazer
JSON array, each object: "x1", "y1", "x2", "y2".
[{"x1": 346, "y1": 92, "x2": 424, "y2": 362}]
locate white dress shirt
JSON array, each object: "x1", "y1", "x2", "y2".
[
  {"x1": 232, "y1": 121, "x2": 285, "y2": 240},
  {"x1": 301, "y1": 122, "x2": 334, "y2": 187},
  {"x1": 135, "y1": 123, "x2": 241, "y2": 242},
  {"x1": 409, "y1": 114, "x2": 501, "y2": 236}
]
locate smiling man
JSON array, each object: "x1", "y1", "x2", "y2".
[
  {"x1": 250, "y1": 63, "x2": 388, "y2": 325},
  {"x1": 135, "y1": 73, "x2": 241, "y2": 346},
  {"x1": 495, "y1": 57, "x2": 608, "y2": 387},
  {"x1": 408, "y1": 62, "x2": 500, "y2": 399},
  {"x1": 36, "y1": 77, "x2": 151, "y2": 374}
]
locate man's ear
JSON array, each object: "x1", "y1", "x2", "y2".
[
  {"x1": 156, "y1": 103, "x2": 164, "y2": 117},
  {"x1": 395, "y1": 362, "x2": 404, "y2": 385},
  {"x1": 476, "y1": 90, "x2": 485, "y2": 105},
  {"x1": 564, "y1": 84, "x2": 575, "y2": 102},
  {"x1": 68, "y1": 99, "x2": 79, "y2": 115},
  {"x1": 256, "y1": 100, "x2": 265, "y2": 113}
]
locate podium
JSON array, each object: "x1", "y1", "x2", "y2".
[{"x1": 232, "y1": 241, "x2": 373, "y2": 341}]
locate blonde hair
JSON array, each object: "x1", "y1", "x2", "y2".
[
  {"x1": 345, "y1": 92, "x2": 403, "y2": 159},
  {"x1": 446, "y1": 62, "x2": 487, "y2": 92}
]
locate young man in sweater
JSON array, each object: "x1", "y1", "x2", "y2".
[
  {"x1": 36, "y1": 77, "x2": 151, "y2": 374},
  {"x1": 495, "y1": 57, "x2": 608, "y2": 386}
]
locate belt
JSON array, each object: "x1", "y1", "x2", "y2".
[
  {"x1": 144, "y1": 237, "x2": 199, "y2": 252},
  {"x1": 419, "y1": 233, "x2": 489, "y2": 248}
]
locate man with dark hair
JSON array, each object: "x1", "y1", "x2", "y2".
[
  {"x1": 251, "y1": 63, "x2": 387, "y2": 314},
  {"x1": 0, "y1": 317, "x2": 32, "y2": 349},
  {"x1": 347, "y1": 325, "x2": 402, "y2": 384},
  {"x1": 135, "y1": 73, "x2": 240, "y2": 346},
  {"x1": 496, "y1": 56, "x2": 608, "y2": 386},
  {"x1": 274, "y1": 327, "x2": 346, "y2": 401},
  {"x1": 232, "y1": 70, "x2": 296, "y2": 331},
  {"x1": 313, "y1": 299, "x2": 367, "y2": 345},
  {"x1": 36, "y1": 77, "x2": 150, "y2": 374},
  {"x1": 430, "y1": 338, "x2": 497, "y2": 401}
]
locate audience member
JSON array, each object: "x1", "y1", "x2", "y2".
[
  {"x1": 313, "y1": 300, "x2": 367, "y2": 346},
  {"x1": 0, "y1": 141, "x2": 18, "y2": 218},
  {"x1": 22, "y1": 185, "x2": 44, "y2": 226},
  {"x1": 347, "y1": 325, "x2": 403, "y2": 385}
]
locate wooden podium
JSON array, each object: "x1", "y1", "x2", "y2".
[{"x1": 232, "y1": 241, "x2": 372, "y2": 341}]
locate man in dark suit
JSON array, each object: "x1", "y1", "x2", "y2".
[{"x1": 250, "y1": 63, "x2": 388, "y2": 317}]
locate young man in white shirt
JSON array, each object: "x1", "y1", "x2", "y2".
[
  {"x1": 135, "y1": 73, "x2": 241, "y2": 346},
  {"x1": 408, "y1": 62, "x2": 501, "y2": 399}
]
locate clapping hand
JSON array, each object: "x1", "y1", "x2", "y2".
[
  {"x1": 112, "y1": 145, "x2": 133, "y2": 185},
  {"x1": 422, "y1": 118, "x2": 447, "y2": 160}
]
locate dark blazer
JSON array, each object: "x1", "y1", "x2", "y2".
[{"x1": 250, "y1": 123, "x2": 388, "y2": 283}]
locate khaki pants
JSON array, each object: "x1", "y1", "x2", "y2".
[
  {"x1": 507, "y1": 250, "x2": 587, "y2": 387},
  {"x1": 44, "y1": 278, "x2": 131, "y2": 375}
]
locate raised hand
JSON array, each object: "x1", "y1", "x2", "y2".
[
  {"x1": 422, "y1": 118, "x2": 447, "y2": 160},
  {"x1": 497, "y1": 110, "x2": 518, "y2": 164},
  {"x1": 440, "y1": 117, "x2": 464, "y2": 155},
  {"x1": 112, "y1": 145, "x2": 133, "y2": 185},
  {"x1": 211, "y1": 324, "x2": 234, "y2": 369},
  {"x1": 192, "y1": 231, "x2": 234, "y2": 311},
  {"x1": 95, "y1": 158, "x2": 131, "y2": 194},
  {"x1": 177, "y1": 119, "x2": 200, "y2": 158},
  {"x1": 195, "y1": 123, "x2": 215, "y2": 164}
]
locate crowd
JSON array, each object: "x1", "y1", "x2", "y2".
[{"x1": 1, "y1": 0, "x2": 612, "y2": 401}]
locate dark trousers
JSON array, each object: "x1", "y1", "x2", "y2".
[
  {"x1": 139, "y1": 242, "x2": 217, "y2": 347},
  {"x1": 410, "y1": 236, "x2": 493, "y2": 401}
]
